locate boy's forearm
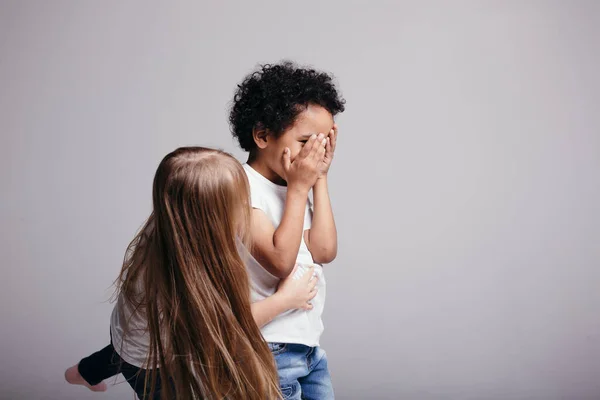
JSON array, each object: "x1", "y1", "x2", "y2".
[
  {"x1": 251, "y1": 293, "x2": 289, "y2": 328},
  {"x1": 271, "y1": 187, "x2": 310, "y2": 276},
  {"x1": 308, "y1": 177, "x2": 337, "y2": 263}
]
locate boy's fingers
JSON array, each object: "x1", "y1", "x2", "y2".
[
  {"x1": 330, "y1": 128, "x2": 337, "y2": 149},
  {"x1": 309, "y1": 133, "x2": 325, "y2": 159},
  {"x1": 317, "y1": 139, "x2": 327, "y2": 160},
  {"x1": 298, "y1": 134, "x2": 317, "y2": 160},
  {"x1": 311, "y1": 135, "x2": 326, "y2": 161},
  {"x1": 282, "y1": 148, "x2": 291, "y2": 171}
]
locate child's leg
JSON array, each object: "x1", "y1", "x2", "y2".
[
  {"x1": 78, "y1": 343, "x2": 123, "y2": 383},
  {"x1": 67, "y1": 343, "x2": 168, "y2": 399},
  {"x1": 298, "y1": 346, "x2": 334, "y2": 400},
  {"x1": 65, "y1": 343, "x2": 119, "y2": 391},
  {"x1": 118, "y1": 362, "x2": 164, "y2": 400},
  {"x1": 269, "y1": 343, "x2": 307, "y2": 400}
]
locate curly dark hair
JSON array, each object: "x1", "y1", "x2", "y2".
[{"x1": 229, "y1": 61, "x2": 346, "y2": 152}]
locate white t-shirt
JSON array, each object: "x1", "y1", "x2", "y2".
[
  {"x1": 243, "y1": 163, "x2": 326, "y2": 347},
  {"x1": 110, "y1": 283, "x2": 151, "y2": 368}
]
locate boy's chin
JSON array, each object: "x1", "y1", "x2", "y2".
[{"x1": 265, "y1": 164, "x2": 287, "y2": 183}]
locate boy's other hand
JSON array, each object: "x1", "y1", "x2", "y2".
[{"x1": 318, "y1": 124, "x2": 338, "y2": 178}]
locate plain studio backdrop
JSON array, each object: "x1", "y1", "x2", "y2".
[{"x1": 1, "y1": 1, "x2": 599, "y2": 399}]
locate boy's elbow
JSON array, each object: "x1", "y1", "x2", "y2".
[
  {"x1": 312, "y1": 246, "x2": 337, "y2": 265},
  {"x1": 268, "y1": 258, "x2": 296, "y2": 279},
  {"x1": 272, "y1": 265, "x2": 295, "y2": 279}
]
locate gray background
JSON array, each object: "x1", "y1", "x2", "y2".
[{"x1": 1, "y1": 1, "x2": 599, "y2": 399}]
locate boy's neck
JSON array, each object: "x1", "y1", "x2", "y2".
[{"x1": 247, "y1": 153, "x2": 286, "y2": 186}]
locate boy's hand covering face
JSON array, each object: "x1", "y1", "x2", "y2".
[{"x1": 281, "y1": 133, "x2": 327, "y2": 192}]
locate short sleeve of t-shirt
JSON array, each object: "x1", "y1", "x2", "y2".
[
  {"x1": 243, "y1": 163, "x2": 313, "y2": 231},
  {"x1": 249, "y1": 183, "x2": 268, "y2": 213},
  {"x1": 242, "y1": 165, "x2": 271, "y2": 214}
]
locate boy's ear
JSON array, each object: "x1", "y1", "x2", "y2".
[{"x1": 252, "y1": 125, "x2": 269, "y2": 149}]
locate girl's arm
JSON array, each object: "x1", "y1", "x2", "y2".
[{"x1": 251, "y1": 265, "x2": 318, "y2": 328}]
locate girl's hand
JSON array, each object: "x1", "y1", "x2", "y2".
[{"x1": 276, "y1": 265, "x2": 318, "y2": 310}]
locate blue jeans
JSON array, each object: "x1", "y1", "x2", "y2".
[{"x1": 268, "y1": 343, "x2": 334, "y2": 400}]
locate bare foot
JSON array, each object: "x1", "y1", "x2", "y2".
[{"x1": 65, "y1": 364, "x2": 107, "y2": 392}]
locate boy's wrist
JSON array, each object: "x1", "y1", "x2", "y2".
[
  {"x1": 287, "y1": 183, "x2": 311, "y2": 196},
  {"x1": 314, "y1": 176, "x2": 328, "y2": 189}
]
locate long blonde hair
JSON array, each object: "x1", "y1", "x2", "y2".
[{"x1": 116, "y1": 147, "x2": 280, "y2": 399}]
